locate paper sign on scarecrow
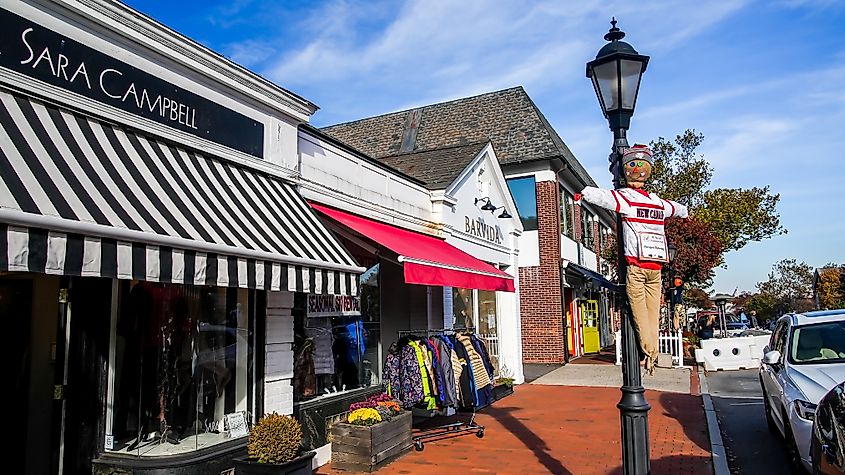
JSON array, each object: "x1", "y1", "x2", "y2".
[{"x1": 575, "y1": 144, "x2": 688, "y2": 373}]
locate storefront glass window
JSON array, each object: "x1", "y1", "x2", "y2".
[
  {"x1": 452, "y1": 287, "x2": 475, "y2": 328},
  {"x1": 477, "y1": 290, "x2": 500, "y2": 376},
  {"x1": 506, "y1": 176, "x2": 538, "y2": 231},
  {"x1": 561, "y1": 189, "x2": 575, "y2": 239},
  {"x1": 581, "y1": 210, "x2": 595, "y2": 248},
  {"x1": 292, "y1": 265, "x2": 380, "y2": 402},
  {"x1": 107, "y1": 281, "x2": 256, "y2": 457}
]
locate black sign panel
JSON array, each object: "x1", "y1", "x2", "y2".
[{"x1": 0, "y1": 8, "x2": 264, "y2": 158}]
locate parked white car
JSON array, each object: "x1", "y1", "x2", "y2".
[{"x1": 759, "y1": 310, "x2": 845, "y2": 473}]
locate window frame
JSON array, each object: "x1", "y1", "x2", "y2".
[
  {"x1": 560, "y1": 187, "x2": 575, "y2": 239},
  {"x1": 506, "y1": 176, "x2": 538, "y2": 232}
]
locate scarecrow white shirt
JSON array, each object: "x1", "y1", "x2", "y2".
[{"x1": 579, "y1": 187, "x2": 688, "y2": 264}]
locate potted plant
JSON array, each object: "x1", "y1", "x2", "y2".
[
  {"x1": 233, "y1": 412, "x2": 315, "y2": 475},
  {"x1": 492, "y1": 365, "x2": 515, "y2": 401},
  {"x1": 330, "y1": 393, "x2": 412, "y2": 472},
  {"x1": 682, "y1": 331, "x2": 700, "y2": 359}
]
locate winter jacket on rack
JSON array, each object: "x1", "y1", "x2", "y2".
[
  {"x1": 424, "y1": 338, "x2": 447, "y2": 404},
  {"x1": 408, "y1": 341, "x2": 437, "y2": 410},
  {"x1": 431, "y1": 337, "x2": 458, "y2": 407},
  {"x1": 398, "y1": 343, "x2": 425, "y2": 407},
  {"x1": 469, "y1": 334, "x2": 495, "y2": 380},
  {"x1": 448, "y1": 334, "x2": 477, "y2": 407},
  {"x1": 419, "y1": 340, "x2": 438, "y2": 398},
  {"x1": 438, "y1": 335, "x2": 465, "y2": 405},
  {"x1": 457, "y1": 334, "x2": 492, "y2": 389},
  {"x1": 384, "y1": 342, "x2": 401, "y2": 399}
]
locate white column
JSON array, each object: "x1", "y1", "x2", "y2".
[{"x1": 264, "y1": 290, "x2": 294, "y2": 415}]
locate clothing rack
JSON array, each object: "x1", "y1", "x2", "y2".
[
  {"x1": 397, "y1": 326, "x2": 475, "y2": 338},
  {"x1": 396, "y1": 327, "x2": 485, "y2": 451}
]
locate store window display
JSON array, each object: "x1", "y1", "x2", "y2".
[
  {"x1": 451, "y1": 287, "x2": 500, "y2": 377},
  {"x1": 477, "y1": 290, "x2": 500, "y2": 374},
  {"x1": 293, "y1": 265, "x2": 380, "y2": 402},
  {"x1": 452, "y1": 287, "x2": 475, "y2": 329},
  {"x1": 107, "y1": 281, "x2": 256, "y2": 456}
]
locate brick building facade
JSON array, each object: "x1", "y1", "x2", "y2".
[{"x1": 519, "y1": 180, "x2": 564, "y2": 362}]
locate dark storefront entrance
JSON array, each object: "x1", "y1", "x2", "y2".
[{"x1": 5, "y1": 274, "x2": 111, "y2": 474}]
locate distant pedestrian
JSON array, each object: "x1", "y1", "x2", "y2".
[
  {"x1": 749, "y1": 310, "x2": 759, "y2": 329},
  {"x1": 698, "y1": 314, "x2": 715, "y2": 340}
]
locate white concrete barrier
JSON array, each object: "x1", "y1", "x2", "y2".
[{"x1": 695, "y1": 334, "x2": 772, "y2": 371}]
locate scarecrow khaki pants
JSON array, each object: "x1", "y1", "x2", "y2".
[{"x1": 626, "y1": 265, "x2": 662, "y2": 370}]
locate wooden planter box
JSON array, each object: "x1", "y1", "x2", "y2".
[
  {"x1": 330, "y1": 411, "x2": 412, "y2": 472},
  {"x1": 492, "y1": 384, "x2": 514, "y2": 402}
]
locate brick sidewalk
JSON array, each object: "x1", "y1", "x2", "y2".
[{"x1": 317, "y1": 384, "x2": 711, "y2": 474}]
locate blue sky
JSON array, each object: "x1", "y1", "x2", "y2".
[{"x1": 124, "y1": 0, "x2": 845, "y2": 293}]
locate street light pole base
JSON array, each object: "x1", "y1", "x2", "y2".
[
  {"x1": 618, "y1": 312, "x2": 652, "y2": 474},
  {"x1": 619, "y1": 384, "x2": 651, "y2": 475}
]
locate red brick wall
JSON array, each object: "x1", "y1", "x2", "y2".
[{"x1": 519, "y1": 180, "x2": 565, "y2": 363}]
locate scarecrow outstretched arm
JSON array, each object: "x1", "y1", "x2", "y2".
[
  {"x1": 662, "y1": 199, "x2": 689, "y2": 219},
  {"x1": 579, "y1": 187, "x2": 632, "y2": 214}
]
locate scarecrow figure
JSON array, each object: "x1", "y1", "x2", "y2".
[{"x1": 575, "y1": 144, "x2": 687, "y2": 374}]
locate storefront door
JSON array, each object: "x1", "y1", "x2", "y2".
[
  {"x1": 4, "y1": 274, "x2": 108, "y2": 474},
  {"x1": 57, "y1": 278, "x2": 112, "y2": 474},
  {"x1": 581, "y1": 300, "x2": 600, "y2": 354},
  {"x1": 5, "y1": 278, "x2": 34, "y2": 473}
]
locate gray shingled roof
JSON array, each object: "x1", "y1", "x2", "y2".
[
  {"x1": 378, "y1": 142, "x2": 488, "y2": 190},
  {"x1": 321, "y1": 86, "x2": 596, "y2": 187}
]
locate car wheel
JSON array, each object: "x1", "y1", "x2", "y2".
[{"x1": 783, "y1": 411, "x2": 808, "y2": 475}]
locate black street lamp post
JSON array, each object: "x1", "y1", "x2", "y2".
[{"x1": 586, "y1": 18, "x2": 651, "y2": 475}]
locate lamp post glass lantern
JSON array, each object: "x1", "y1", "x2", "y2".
[
  {"x1": 668, "y1": 242, "x2": 678, "y2": 262},
  {"x1": 586, "y1": 18, "x2": 650, "y2": 132},
  {"x1": 587, "y1": 18, "x2": 652, "y2": 475}
]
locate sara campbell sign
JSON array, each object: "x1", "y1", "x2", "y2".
[{"x1": 0, "y1": 8, "x2": 264, "y2": 158}]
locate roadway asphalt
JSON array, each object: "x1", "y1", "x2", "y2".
[{"x1": 706, "y1": 369, "x2": 792, "y2": 474}]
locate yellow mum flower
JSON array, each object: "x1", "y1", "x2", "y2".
[{"x1": 347, "y1": 408, "x2": 382, "y2": 426}]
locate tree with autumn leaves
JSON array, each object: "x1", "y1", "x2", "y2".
[{"x1": 815, "y1": 265, "x2": 845, "y2": 310}]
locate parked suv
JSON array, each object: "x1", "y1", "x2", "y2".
[{"x1": 759, "y1": 310, "x2": 845, "y2": 473}]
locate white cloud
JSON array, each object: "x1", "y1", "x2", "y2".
[
  {"x1": 627, "y1": 0, "x2": 751, "y2": 52},
  {"x1": 223, "y1": 39, "x2": 276, "y2": 68},
  {"x1": 701, "y1": 116, "x2": 799, "y2": 174}
]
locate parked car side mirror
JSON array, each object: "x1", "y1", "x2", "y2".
[{"x1": 763, "y1": 350, "x2": 781, "y2": 365}]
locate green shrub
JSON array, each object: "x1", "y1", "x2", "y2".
[{"x1": 247, "y1": 413, "x2": 302, "y2": 464}]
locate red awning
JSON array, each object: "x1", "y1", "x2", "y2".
[{"x1": 311, "y1": 204, "x2": 515, "y2": 292}]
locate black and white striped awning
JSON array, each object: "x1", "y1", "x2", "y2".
[{"x1": 0, "y1": 88, "x2": 362, "y2": 294}]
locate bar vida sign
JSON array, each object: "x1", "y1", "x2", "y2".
[
  {"x1": 0, "y1": 8, "x2": 264, "y2": 158},
  {"x1": 465, "y1": 215, "x2": 503, "y2": 244}
]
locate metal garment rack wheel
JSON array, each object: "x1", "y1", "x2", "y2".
[{"x1": 397, "y1": 327, "x2": 486, "y2": 451}]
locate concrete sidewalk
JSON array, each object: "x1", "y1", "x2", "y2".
[
  {"x1": 532, "y1": 363, "x2": 693, "y2": 394},
  {"x1": 317, "y1": 383, "x2": 711, "y2": 474}
]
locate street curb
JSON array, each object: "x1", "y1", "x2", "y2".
[{"x1": 698, "y1": 368, "x2": 731, "y2": 475}]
